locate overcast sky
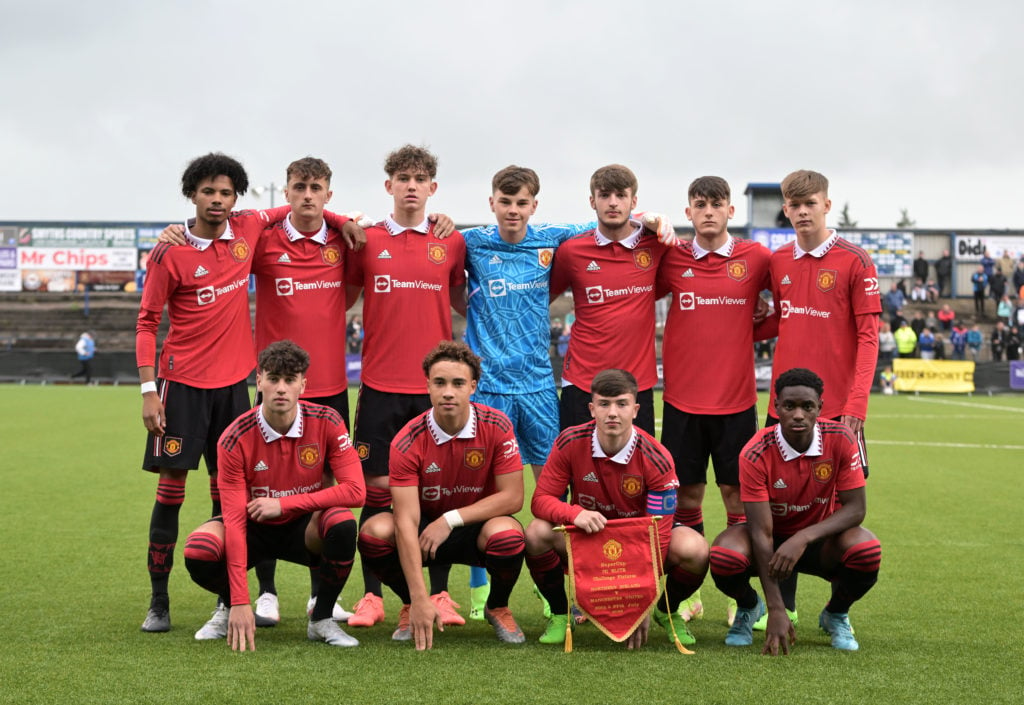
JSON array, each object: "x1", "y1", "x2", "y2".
[{"x1": 2, "y1": 1, "x2": 1021, "y2": 230}]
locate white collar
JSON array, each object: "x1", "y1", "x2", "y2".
[
  {"x1": 283, "y1": 215, "x2": 328, "y2": 244},
  {"x1": 184, "y1": 221, "x2": 234, "y2": 251},
  {"x1": 591, "y1": 426, "x2": 638, "y2": 464},
  {"x1": 691, "y1": 235, "x2": 735, "y2": 260},
  {"x1": 384, "y1": 215, "x2": 431, "y2": 236},
  {"x1": 793, "y1": 230, "x2": 838, "y2": 259},
  {"x1": 773, "y1": 423, "x2": 823, "y2": 461},
  {"x1": 594, "y1": 219, "x2": 644, "y2": 249},
  {"x1": 257, "y1": 404, "x2": 304, "y2": 443},
  {"x1": 426, "y1": 405, "x2": 477, "y2": 445}
]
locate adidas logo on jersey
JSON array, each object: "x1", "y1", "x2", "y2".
[
  {"x1": 582, "y1": 471, "x2": 599, "y2": 482},
  {"x1": 681, "y1": 268, "x2": 695, "y2": 278},
  {"x1": 254, "y1": 461, "x2": 269, "y2": 472},
  {"x1": 277, "y1": 253, "x2": 291, "y2": 263},
  {"x1": 489, "y1": 254, "x2": 503, "y2": 265},
  {"x1": 586, "y1": 261, "x2": 601, "y2": 272},
  {"x1": 194, "y1": 265, "x2": 209, "y2": 278},
  {"x1": 773, "y1": 478, "x2": 787, "y2": 489},
  {"x1": 378, "y1": 249, "x2": 393, "y2": 259},
  {"x1": 425, "y1": 462, "x2": 442, "y2": 474},
  {"x1": 780, "y1": 275, "x2": 792, "y2": 285}
]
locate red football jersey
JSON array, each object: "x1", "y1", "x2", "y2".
[
  {"x1": 253, "y1": 217, "x2": 349, "y2": 397},
  {"x1": 550, "y1": 227, "x2": 668, "y2": 392},
  {"x1": 345, "y1": 219, "x2": 467, "y2": 394},
  {"x1": 136, "y1": 207, "x2": 289, "y2": 388},
  {"x1": 768, "y1": 232, "x2": 881, "y2": 420},
  {"x1": 533, "y1": 422, "x2": 679, "y2": 548},
  {"x1": 739, "y1": 420, "x2": 865, "y2": 536},
  {"x1": 658, "y1": 237, "x2": 771, "y2": 414},
  {"x1": 217, "y1": 401, "x2": 365, "y2": 605},
  {"x1": 389, "y1": 403, "x2": 523, "y2": 523}
]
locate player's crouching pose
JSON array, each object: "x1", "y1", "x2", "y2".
[
  {"x1": 357, "y1": 341, "x2": 527, "y2": 650},
  {"x1": 526, "y1": 369, "x2": 709, "y2": 649},
  {"x1": 183, "y1": 341, "x2": 366, "y2": 650},
  {"x1": 710, "y1": 368, "x2": 881, "y2": 654}
]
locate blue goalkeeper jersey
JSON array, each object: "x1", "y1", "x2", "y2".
[{"x1": 464, "y1": 222, "x2": 594, "y2": 394}]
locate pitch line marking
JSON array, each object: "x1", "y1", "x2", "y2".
[
  {"x1": 906, "y1": 396, "x2": 1024, "y2": 414},
  {"x1": 869, "y1": 440, "x2": 1024, "y2": 450}
]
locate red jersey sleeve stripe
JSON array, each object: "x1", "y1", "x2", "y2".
[
  {"x1": 148, "y1": 242, "x2": 174, "y2": 265},
  {"x1": 554, "y1": 423, "x2": 594, "y2": 451},
  {"x1": 833, "y1": 239, "x2": 874, "y2": 268},
  {"x1": 393, "y1": 416, "x2": 430, "y2": 453},
  {"x1": 219, "y1": 410, "x2": 261, "y2": 451}
]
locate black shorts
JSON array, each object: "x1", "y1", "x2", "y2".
[
  {"x1": 765, "y1": 414, "x2": 870, "y2": 478},
  {"x1": 419, "y1": 515, "x2": 523, "y2": 568},
  {"x1": 353, "y1": 384, "x2": 431, "y2": 477},
  {"x1": 662, "y1": 403, "x2": 758, "y2": 486},
  {"x1": 253, "y1": 389, "x2": 351, "y2": 432},
  {"x1": 142, "y1": 379, "x2": 250, "y2": 474},
  {"x1": 559, "y1": 384, "x2": 655, "y2": 435},
  {"x1": 209, "y1": 514, "x2": 318, "y2": 567}
]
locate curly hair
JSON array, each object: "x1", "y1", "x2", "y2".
[
  {"x1": 286, "y1": 156, "x2": 332, "y2": 185},
  {"x1": 257, "y1": 340, "x2": 310, "y2": 376},
  {"x1": 384, "y1": 144, "x2": 438, "y2": 179},
  {"x1": 774, "y1": 367, "x2": 824, "y2": 397},
  {"x1": 422, "y1": 340, "x2": 481, "y2": 381},
  {"x1": 181, "y1": 152, "x2": 249, "y2": 198}
]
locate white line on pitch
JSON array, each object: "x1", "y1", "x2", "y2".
[
  {"x1": 869, "y1": 439, "x2": 1024, "y2": 450},
  {"x1": 905, "y1": 397, "x2": 1024, "y2": 414}
]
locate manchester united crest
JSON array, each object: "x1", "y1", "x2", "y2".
[
  {"x1": 621, "y1": 474, "x2": 643, "y2": 498},
  {"x1": 602, "y1": 539, "x2": 624, "y2": 561},
  {"x1": 356, "y1": 442, "x2": 370, "y2": 460},
  {"x1": 321, "y1": 245, "x2": 342, "y2": 266},
  {"x1": 538, "y1": 248, "x2": 553, "y2": 268},
  {"x1": 298, "y1": 444, "x2": 321, "y2": 468},
  {"x1": 163, "y1": 437, "x2": 182, "y2": 457},
  {"x1": 817, "y1": 268, "x2": 837, "y2": 292},
  {"x1": 230, "y1": 239, "x2": 251, "y2": 263},
  {"x1": 814, "y1": 461, "x2": 834, "y2": 482},
  {"x1": 427, "y1": 243, "x2": 447, "y2": 265},
  {"x1": 633, "y1": 248, "x2": 653, "y2": 270},
  {"x1": 727, "y1": 259, "x2": 748, "y2": 282},
  {"x1": 464, "y1": 448, "x2": 486, "y2": 469}
]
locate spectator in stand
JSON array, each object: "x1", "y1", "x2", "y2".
[
  {"x1": 998, "y1": 251, "x2": 1015, "y2": 280},
  {"x1": 966, "y1": 324, "x2": 984, "y2": 360},
  {"x1": 997, "y1": 295, "x2": 1014, "y2": 327},
  {"x1": 937, "y1": 304, "x2": 956, "y2": 332},
  {"x1": 924, "y1": 309, "x2": 939, "y2": 331},
  {"x1": 925, "y1": 280, "x2": 940, "y2": 303},
  {"x1": 879, "y1": 366, "x2": 896, "y2": 395},
  {"x1": 933, "y1": 333, "x2": 946, "y2": 360},
  {"x1": 917, "y1": 328, "x2": 936, "y2": 360},
  {"x1": 894, "y1": 321, "x2": 918, "y2": 359},
  {"x1": 909, "y1": 310, "x2": 926, "y2": 339},
  {"x1": 950, "y1": 321, "x2": 968, "y2": 360},
  {"x1": 913, "y1": 251, "x2": 929, "y2": 285},
  {"x1": 346, "y1": 315, "x2": 364, "y2": 355},
  {"x1": 910, "y1": 278, "x2": 927, "y2": 303},
  {"x1": 1012, "y1": 261, "x2": 1024, "y2": 300},
  {"x1": 549, "y1": 318, "x2": 564, "y2": 358},
  {"x1": 71, "y1": 331, "x2": 96, "y2": 384},
  {"x1": 990, "y1": 321, "x2": 1009, "y2": 362},
  {"x1": 989, "y1": 269, "x2": 1007, "y2": 308},
  {"x1": 1006, "y1": 327, "x2": 1021, "y2": 361},
  {"x1": 890, "y1": 308, "x2": 908, "y2": 331},
  {"x1": 971, "y1": 266, "x2": 988, "y2": 317},
  {"x1": 877, "y1": 321, "x2": 896, "y2": 367},
  {"x1": 981, "y1": 249, "x2": 995, "y2": 278},
  {"x1": 934, "y1": 250, "x2": 953, "y2": 298},
  {"x1": 884, "y1": 283, "x2": 905, "y2": 316}
]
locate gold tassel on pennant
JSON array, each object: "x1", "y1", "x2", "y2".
[
  {"x1": 564, "y1": 621, "x2": 573, "y2": 653},
  {"x1": 651, "y1": 520, "x2": 695, "y2": 655},
  {"x1": 563, "y1": 523, "x2": 574, "y2": 653}
]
